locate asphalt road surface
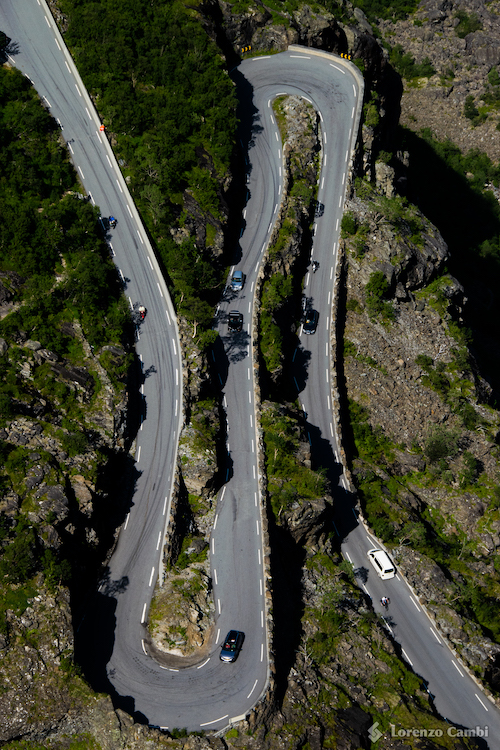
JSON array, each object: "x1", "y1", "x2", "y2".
[{"x1": 2, "y1": 1, "x2": 500, "y2": 743}]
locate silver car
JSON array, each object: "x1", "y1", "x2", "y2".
[{"x1": 230, "y1": 270, "x2": 245, "y2": 292}]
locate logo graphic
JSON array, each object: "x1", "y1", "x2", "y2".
[{"x1": 369, "y1": 722, "x2": 383, "y2": 742}]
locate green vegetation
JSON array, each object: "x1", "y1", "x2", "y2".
[
  {"x1": 261, "y1": 404, "x2": 327, "y2": 518},
  {"x1": 454, "y1": 10, "x2": 482, "y2": 38},
  {"x1": 59, "y1": 0, "x2": 238, "y2": 342},
  {"x1": 260, "y1": 274, "x2": 293, "y2": 374},
  {"x1": 3, "y1": 737, "x2": 102, "y2": 750},
  {"x1": 388, "y1": 44, "x2": 436, "y2": 80},
  {"x1": 364, "y1": 271, "x2": 395, "y2": 321},
  {"x1": 464, "y1": 94, "x2": 487, "y2": 127}
]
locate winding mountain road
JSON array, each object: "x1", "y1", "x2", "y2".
[{"x1": 2, "y1": 0, "x2": 500, "y2": 743}]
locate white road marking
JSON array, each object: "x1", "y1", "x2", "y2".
[
  {"x1": 165, "y1": 309, "x2": 171, "y2": 324},
  {"x1": 326, "y1": 316, "x2": 329, "y2": 329},
  {"x1": 55, "y1": 37, "x2": 61, "y2": 50},
  {"x1": 306, "y1": 272, "x2": 310, "y2": 285},
  {"x1": 256, "y1": 520, "x2": 260, "y2": 536},
  {"x1": 85, "y1": 106, "x2": 91, "y2": 120},
  {"x1": 96, "y1": 132, "x2": 102, "y2": 144},
  {"x1": 278, "y1": 148, "x2": 281, "y2": 158},
  {"x1": 147, "y1": 256, "x2": 153, "y2": 270},
  {"x1": 44, "y1": 96, "x2": 52, "y2": 108},
  {"x1": 475, "y1": 694, "x2": 489, "y2": 711},
  {"x1": 271, "y1": 114, "x2": 275, "y2": 124},
  {"x1": 249, "y1": 391, "x2": 252, "y2": 403},
  {"x1": 137, "y1": 446, "x2": 141, "y2": 462},
  {"x1": 275, "y1": 132, "x2": 279, "y2": 141},
  {"x1": 326, "y1": 342, "x2": 328, "y2": 356},
  {"x1": 141, "y1": 603, "x2": 147, "y2": 623},
  {"x1": 328, "y1": 291, "x2": 331, "y2": 305},
  {"x1": 148, "y1": 567, "x2": 155, "y2": 587},
  {"x1": 345, "y1": 150, "x2": 349, "y2": 162},
  {"x1": 212, "y1": 538, "x2": 215, "y2": 555},
  {"x1": 253, "y1": 465, "x2": 256, "y2": 478},
  {"x1": 248, "y1": 302, "x2": 251, "y2": 313},
  {"x1": 327, "y1": 395, "x2": 331, "y2": 410},
  {"x1": 163, "y1": 496, "x2": 168, "y2": 515},
  {"x1": 127, "y1": 204, "x2": 133, "y2": 217},
  {"x1": 221, "y1": 485, "x2": 226, "y2": 501},
  {"x1": 303, "y1": 95, "x2": 312, "y2": 103},
  {"x1": 255, "y1": 261, "x2": 259, "y2": 272},
  {"x1": 250, "y1": 414, "x2": 253, "y2": 427},
  {"x1": 117, "y1": 180, "x2": 123, "y2": 194},
  {"x1": 217, "y1": 598, "x2": 221, "y2": 614},
  {"x1": 142, "y1": 639, "x2": 147, "y2": 655},
  {"x1": 336, "y1": 218, "x2": 339, "y2": 231},
  {"x1": 197, "y1": 658, "x2": 210, "y2": 669},
  {"x1": 44, "y1": 14, "x2": 50, "y2": 26},
  {"x1": 252, "y1": 439, "x2": 255, "y2": 453},
  {"x1": 106, "y1": 154, "x2": 112, "y2": 167},
  {"x1": 78, "y1": 165, "x2": 84, "y2": 179},
  {"x1": 352, "y1": 106, "x2": 355, "y2": 119},
  {"x1": 324, "y1": 132, "x2": 327, "y2": 145},
  {"x1": 214, "y1": 568, "x2": 218, "y2": 585},
  {"x1": 279, "y1": 184, "x2": 281, "y2": 195},
  {"x1": 330, "y1": 266, "x2": 334, "y2": 280},
  {"x1": 176, "y1": 368, "x2": 179, "y2": 386},
  {"x1": 339, "y1": 196, "x2": 342, "y2": 208},
  {"x1": 353, "y1": 84, "x2": 357, "y2": 97},
  {"x1": 261, "y1": 610, "x2": 264, "y2": 627},
  {"x1": 124, "y1": 513, "x2": 130, "y2": 530},
  {"x1": 290, "y1": 55, "x2": 310, "y2": 59},
  {"x1": 156, "y1": 282, "x2": 163, "y2": 298},
  {"x1": 259, "y1": 579, "x2": 262, "y2": 595},
  {"x1": 326, "y1": 368, "x2": 329, "y2": 383},
  {"x1": 430, "y1": 626, "x2": 441, "y2": 642},
  {"x1": 321, "y1": 176, "x2": 324, "y2": 189},
  {"x1": 200, "y1": 715, "x2": 229, "y2": 727},
  {"x1": 342, "y1": 172, "x2": 345, "y2": 186},
  {"x1": 330, "y1": 63, "x2": 345, "y2": 74},
  {"x1": 172, "y1": 339, "x2": 177, "y2": 355},
  {"x1": 75, "y1": 84, "x2": 82, "y2": 97},
  {"x1": 157, "y1": 531, "x2": 162, "y2": 551},
  {"x1": 324, "y1": 154, "x2": 327, "y2": 167},
  {"x1": 402, "y1": 649, "x2": 413, "y2": 666},
  {"x1": 175, "y1": 399, "x2": 178, "y2": 417},
  {"x1": 330, "y1": 423, "x2": 334, "y2": 436},
  {"x1": 452, "y1": 661, "x2": 464, "y2": 677},
  {"x1": 409, "y1": 596, "x2": 420, "y2": 611},
  {"x1": 247, "y1": 679, "x2": 259, "y2": 699},
  {"x1": 261, "y1": 643, "x2": 264, "y2": 662},
  {"x1": 216, "y1": 628, "x2": 220, "y2": 642},
  {"x1": 258, "y1": 548, "x2": 261, "y2": 564},
  {"x1": 255, "y1": 492, "x2": 258, "y2": 507}
]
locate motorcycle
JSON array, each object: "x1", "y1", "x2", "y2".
[{"x1": 138, "y1": 305, "x2": 147, "y2": 321}]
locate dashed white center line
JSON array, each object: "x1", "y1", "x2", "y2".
[
  {"x1": 409, "y1": 596, "x2": 421, "y2": 611},
  {"x1": 326, "y1": 368, "x2": 329, "y2": 383},
  {"x1": 217, "y1": 598, "x2": 221, "y2": 614},
  {"x1": 68, "y1": 142, "x2": 74, "y2": 154},
  {"x1": 402, "y1": 649, "x2": 413, "y2": 666},
  {"x1": 124, "y1": 512, "x2": 130, "y2": 530},
  {"x1": 85, "y1": 106, "x2": 91, "y2": 120},
  {"x1": 261, "y1": 610, "x2": 264, "y2": 627},
  {"x1": 157, "y1": 282, "x2": 163, "y2": 298},
  {"x1": 148, "y1": 567, "x2": 155, "y2": 587},
  {"x1": 261, "y1": 643, "x2": 264, "y2": 662},
  {"x1": 75, "y1": 84, "x2": 82, "y2": 97},
  {"x1": 248, "y1": 391, "x2": 252, "y2": 403},
  {"x1": 330, "y1": 423, "x2": 334, "y2": 437},
  {"x1": 137, "y1": 446, "x2": 141, "y2": 462},
  {"x1": 147, "y1": 256, "x2": 153, "y2": 270},
  {"x1": 126, "y1": 204, "x2": 133, "y2": 217},
  {"x1": 141, "y1": 603, "x2": 147, "y2": 623},
  {"x1": 163, "y1": 496, "x2": 168, "y2": 515},
  {"x1": 214, "y1": 568, "x2": 218, "y2": 585},
  {"x1": 256, "y1": 520, "x2": 260, "y2": 536},
  {"x1": 330, "y1": 266, "x2": 334, "y2": 280},
  {"x1": 106, "y1": 154, "x2": 112, "y2": 167},
  {"x1": 172, "y1": 339, "x2": 177, "y2": 355},
  {"x1": 117, "y1": 180, "x2": 123, "y2": 194},
  {"x1": 44, "y1": 14, "x2": 50, "y2": 26},
  {"x1": 142, "y1": 639, "x2": 147, "y2": 655},
  {"x1": 78, "y1": 166, "x2": 85, "y2": 179},
  {"x1": 197, "y1": 658, "x2": 210, "y2": 669},
  {"x1": 211, "y1": 538, "x2": 215, "y2": 555},
  {"x1": 55, "y1": 38, "x2": 61, "y2": 50},
  {"x1": 156, "y1": 531, "x2": 162, "y2": 551}
]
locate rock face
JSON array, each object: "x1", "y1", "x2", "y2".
[
  {"x1": 342, "y1": 185, "x2": 500, "y2": 682},
  {"x1": 379, "y1": 0, "x2": 500, "y2": 162}
]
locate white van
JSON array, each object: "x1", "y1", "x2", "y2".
[{"x1": 367, "y1": 548, "x2": 395, "y2": 580}]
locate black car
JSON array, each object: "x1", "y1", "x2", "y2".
[
  {"x1": 220, "y1": 630, "x2": 244, "y2": 662},
  {"x1": 303, "y1": 309, "x2": 319, "y2": 334},
  {"x1": 228, "y1": 310, "x2": 243, "y2": 332}
]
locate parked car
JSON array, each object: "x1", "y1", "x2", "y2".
[
  {"x1": 220, "y1": 630, "x2": 244, "y2": 662},
  {"x1": 231, "y1": 270, "x2": 245, "y2": 292},
  {"x1": 303, "y1": 309, "x2": 319, "y2": 335},
  {"x1": 228, "y1": 311, "x2": 243, "y2": 332},
  {"x1": 367, "y1": 548, "x2": 395, "y2": 580}
]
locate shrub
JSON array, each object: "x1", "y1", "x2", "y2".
[{"x1": 423, "y1": 426, "x2": 459, "y2": 463}]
